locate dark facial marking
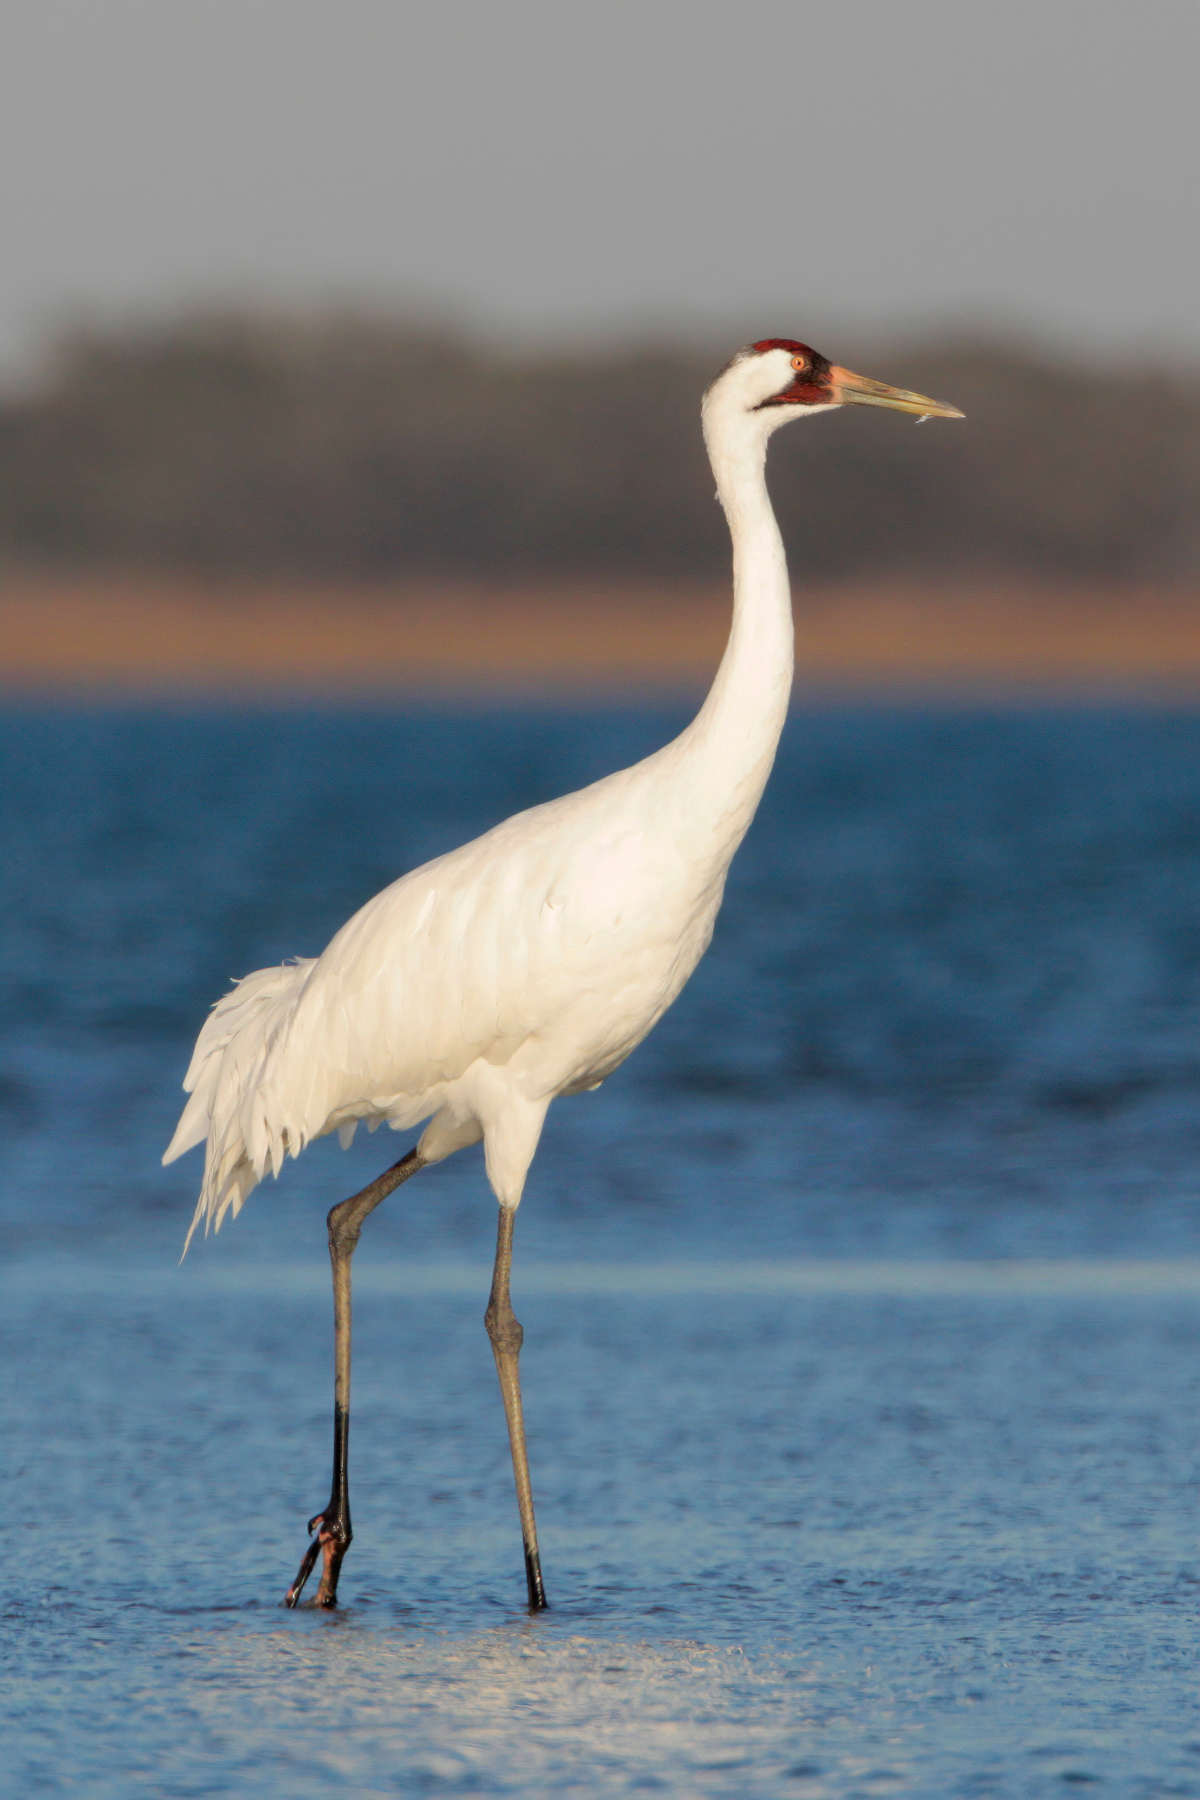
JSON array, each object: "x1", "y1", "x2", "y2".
[{"x1": 754, "y1": 346, "x2": 834, "y2": 408}]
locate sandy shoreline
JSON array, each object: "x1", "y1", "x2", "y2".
[{"x1": 3, "y1": 569, "x2": 1200, "y2": 698}]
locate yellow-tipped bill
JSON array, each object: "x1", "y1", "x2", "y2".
[{"x1": 830, "y1": 367, "x2": 964, "y2": 422}]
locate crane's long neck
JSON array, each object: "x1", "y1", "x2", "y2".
[{"x1": 676, "y1": 405, "x2": 794, "y2": 849}]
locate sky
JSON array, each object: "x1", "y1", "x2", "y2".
[{"x1": 1, "y1": 0, "x2": 1197, "y2": 374}]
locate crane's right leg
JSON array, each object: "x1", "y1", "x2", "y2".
[
  {"x1": 485, "y1": 1203, "x2": 548, "y2": 1610},
  {"x1": 285, "y1": 1147, "x2": 424, "y2": 1608}
]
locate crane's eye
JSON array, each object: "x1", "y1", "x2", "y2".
[{"x1": 791, "y1": 355, "x2": 808, "y2": 373}]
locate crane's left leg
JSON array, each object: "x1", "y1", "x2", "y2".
[
  {"x1": 485, "y1": 1203, "x2": 548, "y2": 1610},
  {"x1": 285, "y1": 1147, "x2": 424, "y2": 1608}
]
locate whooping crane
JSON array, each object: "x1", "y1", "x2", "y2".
[{"x1": 165, "y1": 338, "x2": 963, "y2": 1609}]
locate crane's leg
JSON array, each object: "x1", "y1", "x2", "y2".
[
  {"x1": 485, "y1": 1203, "x2": 547, "y2": 1610},
  {"x1": 285, "y1": 1147, "x2": 424, "y2": 1609}
]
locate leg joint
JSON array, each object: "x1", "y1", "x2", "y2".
[
  {"x1": 485, "y1": 1298, "x2": 524, "y2": 1357},
  {"x1": 321, "y1": 1514, "x2": 352, "y2": 1551},
  {"x1": 326, "y1": 1202, "x2": 362, "y2": 1259},
  {"x1": 326, "y1": 1149, "x2": 424, "y2": 1259}
]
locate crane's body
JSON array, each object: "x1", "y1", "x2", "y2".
[
  {"x1": 166, "y1": 339, "x2": 961, "y2": 1609},
  {"x1": 170, "y1": 706, "x2": 776, "y2": 1241}
]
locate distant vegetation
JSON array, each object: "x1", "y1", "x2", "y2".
[{"x1": 1, "y1": 310, "x2": 1196, "y2": 583}]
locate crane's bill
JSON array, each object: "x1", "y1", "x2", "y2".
[{"x1": 830, "y1": 367, "x2": 964, "y2": 420}]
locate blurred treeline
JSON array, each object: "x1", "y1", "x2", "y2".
[{"x1": 1, "y1": 310, "x2": 1196, "y2": 583}]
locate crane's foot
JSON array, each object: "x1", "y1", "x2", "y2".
[
  {"x1": 284, "y1": 1503, "x2": 351, "y2": 1609},
  {"x1": 525, "y1": 1545, "x2": 548, "y2": 1612}
]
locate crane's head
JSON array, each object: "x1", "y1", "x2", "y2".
[{"x1": 704, "y1": 338, "x2": 964, "y2": 435}]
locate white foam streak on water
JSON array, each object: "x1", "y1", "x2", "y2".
[
  {"x1": 16, "y1": 1253, "x2": 1200, "y2": 1305},
  {"x1": 180, "y1": 1253, "x2": 1200, "y2": 1300},
  {"x1": 316, "y1": 1254, "x2": 1200, "y2": 1300}
]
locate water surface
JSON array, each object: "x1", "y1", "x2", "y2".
[{"x1": 2, "y1": 703, "x2": 1197, "y2": 1795}]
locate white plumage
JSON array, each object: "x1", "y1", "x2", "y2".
[
  {"x1": 165, "y1": 338, "x2": 961, "y2": 1609},
  {"x1": 167, "y1": 743, "x2": 743, "y2": 1240}
]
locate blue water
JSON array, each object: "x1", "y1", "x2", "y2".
[{"x1": 2, "y1": 702, "x2": 1198, "y2": 1796}]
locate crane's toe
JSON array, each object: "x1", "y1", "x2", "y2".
[{"x1": 284, "y1": 1504, "x2": 352, "y2": 1608}]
